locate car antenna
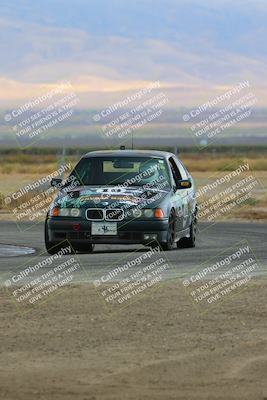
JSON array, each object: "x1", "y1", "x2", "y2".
[{"x1": 131, "y1": 131, "x2": 134, "y2": 149}]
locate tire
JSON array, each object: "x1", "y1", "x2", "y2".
[
  {"x1": 177, "y1": 214, "x2": 197, "y2": 248},
  {"x1": 72, "y1": 243, "x2": 95, "y2": 253},
  {"x1": 44, "y1": 221, "x2": 73, "y2": 255},
  {"x1": 159, "y1": 210, "x2": 176, "y2": 251},
  {"x1": 150, "y1": 241, "x2": 159, "y2": 249}
]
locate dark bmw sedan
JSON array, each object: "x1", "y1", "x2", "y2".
[{"x1": 45, "y1": 150, "x2": 197, "y2": 253}]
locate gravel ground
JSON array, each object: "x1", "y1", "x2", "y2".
[{"x1": 1, "y1": 280, "x2": 267, "y2": 400}]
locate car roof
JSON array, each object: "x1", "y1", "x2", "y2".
[{"x1": 83, "y1": 149, "x2": 176, "y2": 159}]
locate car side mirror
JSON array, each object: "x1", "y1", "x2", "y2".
[
  {"x1": 51, "y1": 178, "x2": 62, "y2": 188},
  {"x1": 176, "y1": 179, "x2": 192, "y2": 189}
]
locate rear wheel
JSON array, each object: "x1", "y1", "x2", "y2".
[
  {"x1": 159, "y1": 211, "x2": 176, "y2": 251},
  {"x1": 177, "y1": 214, "x2": 197, "y2": 248}
]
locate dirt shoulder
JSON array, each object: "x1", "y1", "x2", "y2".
[{"x1": 1, "y1": 280, "x2": 267, "y2": 400}]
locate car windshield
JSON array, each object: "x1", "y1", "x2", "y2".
[{"x1": 66, "y1": 156, "x2": 171, "y2": 188}]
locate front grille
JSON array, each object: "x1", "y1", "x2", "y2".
[
  {"x1": 86, "y1": 208, "x2": 104, "y2": 220},
  {"x1": 105, "y1": 209, "x2": 124, "y2": 221},
  {"x1": 86, "y1": 208, "x2": 124, "y2": 221}
]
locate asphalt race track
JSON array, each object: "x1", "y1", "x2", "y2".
[{"x1": 0, "y1": 220, "x2": 266, "y2": 285}]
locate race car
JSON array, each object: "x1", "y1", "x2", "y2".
[{"x1": 45, "y1": 150, "x2": 197, "y2": 253}]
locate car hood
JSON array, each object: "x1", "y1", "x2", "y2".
[{"x1": 53, "y1": 185, "x2": 170, "y2": 209}]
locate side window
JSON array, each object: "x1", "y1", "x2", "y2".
[
  {"x1": 171, "y1": 157, "x2": 188, "y2": 180},
  {"x1": 168, "y1": 157, "x2": 182, "y2": 183},
  {"x1": 176, "y1": 161, "x2": 189, "y2": 180},
  {"x1": 179, "y1": 160, "x2": 190, "y2": 179}
]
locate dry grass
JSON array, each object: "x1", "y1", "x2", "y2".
[
  {"x1": 0, "y1": 154, "x2": 77, "y2": 174},
  {"x1": 0, "y1": 152, "x2": 266, "y2": 220},
  {"x1": 181, "y1": 154, "x2": 267, "y2": 172},
  {"x1": 0, "y1": 152, "x2": 267, "y2": 174}
]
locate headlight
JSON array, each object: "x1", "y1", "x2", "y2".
[
  {"x1": 132, "y1": 209, "x2": 142, "y2": 218},
  {"x1": 59, "y1": 208, "x2": 70, "y2": 217},
  {"x1": 51, "y1": 208, "x2": 81, "y2": 217},
  {"x1": 143, "y1": 209, "x2": 154, "y2": 218},
  {"x1": 70, "y1": 208, "x2": 81, "y2": 217},
  {"x1": 128, "y1": 208, "x2": 163, "y2": 219}
]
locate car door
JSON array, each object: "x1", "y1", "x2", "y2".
[
  {"x1": 180, "y1": 160, "x2": 196, "y2": 219},
  {"x1": 169, "y1": 157, "x2": 191, "y2": 232},
  {"x1": 167, "y1": 157, "x2": 186, "y2": 234},
  {"x1": 178, "y1": 160, "x2": 196, "y2": 220}
]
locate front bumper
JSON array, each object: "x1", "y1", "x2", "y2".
[{"x1": 46, "y1": 217, "x2": 169, "y2": 245}]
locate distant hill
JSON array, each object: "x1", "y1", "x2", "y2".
[{"x1": 0, "y1": 0, "x2": 267, "y2": 108}]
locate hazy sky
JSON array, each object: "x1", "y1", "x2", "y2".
[{"x1": 1, "y1": 0, "x2": 267, "y2": 107}]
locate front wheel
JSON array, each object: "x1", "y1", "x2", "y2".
[
  {"x1": 44, "y1": 221, "x2": 72, "y2": 255},
  {"x1": 72, "y1": 243, "x2": 95, "y2": 253},
  {"x1": 177, "y1": 215, "x2": 197, "y2": 248},
  {"x1": 159, "y1": 211, "x2": 176, "y2": 251}
]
